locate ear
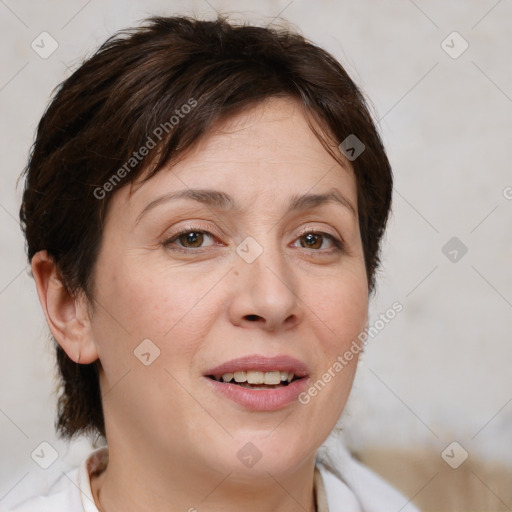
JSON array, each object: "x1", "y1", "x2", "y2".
[{"x1": 31, "y1": 250, "x2": 99, "y2": 364}]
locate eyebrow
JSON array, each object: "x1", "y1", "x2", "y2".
[
  {"x1": 136, "y1": 189, "x2": 234, "y2": 224},
  {"x1": 289, "y1": 190, "x2": 356, "y2": 217},
  {"x1": 136, "y1": 187, "x2": 356, "y2": 224}
]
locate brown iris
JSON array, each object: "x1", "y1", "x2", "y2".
[
  {"x1": 300, "y1": 233, "x2": 323, "y2": 249},
  {"x1": 178, "y1": 232, "x2": 204, "y2": 247}
]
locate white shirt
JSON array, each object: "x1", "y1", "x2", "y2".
[{"x1": 7, "y1": 446, "x2": 419, "y2": 512}]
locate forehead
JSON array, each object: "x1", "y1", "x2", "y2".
[{"x1": 119, "y1": 97, "x2": 357, "y2": 217}]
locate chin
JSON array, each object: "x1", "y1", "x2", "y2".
[{"x1": 215, "y1": 428, "x2": 319, "y2": 478}]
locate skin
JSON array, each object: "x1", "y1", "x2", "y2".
[{"x1": 32, "y1": 97, "x2": 369, "y2": 512}]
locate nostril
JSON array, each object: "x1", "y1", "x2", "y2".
[{"x1": 245, "y1": 314, "x2": 261, "y2": 322}]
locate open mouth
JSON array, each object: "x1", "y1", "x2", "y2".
[
  {"x1": 204, "y1": 359, "x2": 310, "y2": 410},
  {"x1": 207, "y1": 370, "x2": 302, "y2": 390}
]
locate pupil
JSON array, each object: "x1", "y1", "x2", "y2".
[
  {"x1": 181, "y1": 232, "x2": 203, "y2": 247},
  {"x1": 302, "y1": 233, "x2": 321, "y2": 249}
]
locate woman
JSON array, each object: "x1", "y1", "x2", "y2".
[{"x1": 14, "y1": 15, "x2": 419, "y2": 512}]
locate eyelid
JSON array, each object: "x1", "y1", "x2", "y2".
[
  {"x1": 295, "y1": 224, "x2": 337, "y2": 236},
  {"x1": 162, "y1": 222, "x2": 224, "y2": 248},
  {"x1": 294, "y1": 224, "x2": 342, "y2": 242},
  {"x1": 292, "y1": 225, "x2": 346, "y2": 252},
  {"x1": 161, "y1": 221, "x2": 346, "y2": 253},
  {"x1": 163, "y1": 221, "x2": 221, "y2": 238}
]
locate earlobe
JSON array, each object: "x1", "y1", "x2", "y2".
[{"x1": 31, "y1": 250, "x2": 99, "y2": 364}]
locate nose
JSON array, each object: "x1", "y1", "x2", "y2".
[{"x1": 227, "y1": 245, "x2": 302, "y2": 332}]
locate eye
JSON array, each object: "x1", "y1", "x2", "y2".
[
  {"x1": 293, "y1": 232, "x2": 341, "y2": 251},
  {"x1": 164, "y1": 230, "x2": 216, "y2": 249}
]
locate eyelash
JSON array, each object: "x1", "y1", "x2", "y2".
[
  {"x1": 162, "y1": 226, "x2": 345, "y2": 254},
  {"x1": 293, "y1": 228, "x2": 345, "y2": 252},
  {"x1": 162, "y1": 227, "x2": 218, "y2": 254}
]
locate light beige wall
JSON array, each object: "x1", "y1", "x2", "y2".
[{"x1": 1, "y1": 0, "x2": 510, "y2": 508}]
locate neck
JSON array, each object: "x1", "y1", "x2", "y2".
[{"x1": 91, "y1": 440, "x2": 317, "y2": 512}]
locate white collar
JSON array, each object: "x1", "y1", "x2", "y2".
[
  {"x1": 77, "y1": 445, "x2": 418, "y2": 512},
  {"x1": 77, "y1": 447, "x2": 107, "y2": 512}
]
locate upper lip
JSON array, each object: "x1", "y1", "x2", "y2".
[{"x1": 205, "y1": 354, "x2": 309, "y2": 378}]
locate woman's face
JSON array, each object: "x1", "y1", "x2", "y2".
[{"x1": 90, "y1": 97, "x2": 368, "y2": 477}]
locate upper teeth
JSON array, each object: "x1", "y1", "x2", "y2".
[{"x1": 218, "y1": 371, "x2": 295, "y2": 384}]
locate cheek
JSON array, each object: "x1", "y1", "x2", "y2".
[
  {"x1": 91, "y1": 255, "x2": 226, "y2": 364},
  {"x1": 301, "y1": 264, "x2": 367, "y2": 415},
  {"x1": 301, "y1": 275, "x2": 367, "y2": 436},
  {"x1": 308, "y1": 266, "x2": 369, "y2": 352},
  {"x1": 321, "y1": 269, "x2": 368, "y2": 396},
  {"x1": 126, "y1": 271, "x2": 227, "y2": 342}
]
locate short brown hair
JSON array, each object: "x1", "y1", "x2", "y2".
[{"x1": 20, "y1": 16, "x2": 392, "y2": 440}]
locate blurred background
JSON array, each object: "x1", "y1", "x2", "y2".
[{"x1": 1, "y1": 1, "x2": 511, "y2": 510}]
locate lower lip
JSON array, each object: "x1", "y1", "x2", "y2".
[{"x1": 204, "y1": 376, "x2": 309, "y2": 411}]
